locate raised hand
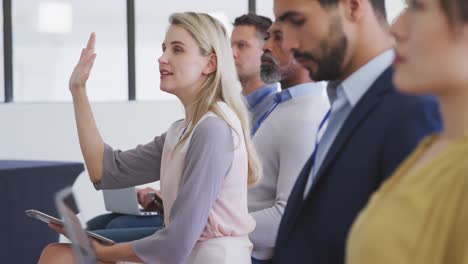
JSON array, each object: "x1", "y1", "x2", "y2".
[{"x1": 69, "y1": 32, "x2": 97, "y2": 95}]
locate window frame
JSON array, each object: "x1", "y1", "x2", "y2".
[{"x1": 1, "y1": 0, "x2": 256, "y2": 103}]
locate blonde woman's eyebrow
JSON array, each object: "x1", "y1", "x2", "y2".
[{"x1": 170, "y1": 41, "x2": 186, "y2": 46}]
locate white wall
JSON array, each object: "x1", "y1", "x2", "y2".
[{"x1": 0, "y1": 101, "x2": 184, "y2": 221}]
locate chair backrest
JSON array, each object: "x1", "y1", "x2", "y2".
[{"x1": 55, "y1": 187, "x2": 97, "y2": 264}]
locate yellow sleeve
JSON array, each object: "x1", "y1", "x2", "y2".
[{"x1": 457, "y1": 166, "x2": 468, "y2": 264}]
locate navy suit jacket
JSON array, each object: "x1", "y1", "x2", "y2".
[{"x1": 273, "y1": 67, "x2": 441, "y2": 264}]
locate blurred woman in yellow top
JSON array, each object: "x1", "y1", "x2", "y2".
[{"x1": 346, "y1": 0, "x2": 468, "y2": 263}]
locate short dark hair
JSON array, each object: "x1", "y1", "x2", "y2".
[
  {"x1": 439, "y1": 0, "x2": 468, "y2": 28},
  {"x1": 233, "y1": 13, "x2": 272, "y2": 40},
  {"x1": 319, "y1": 0, "x2": 387, "y2": 22}
]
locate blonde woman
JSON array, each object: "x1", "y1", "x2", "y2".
[{"x1": 39, "y1": 12, "x2": 261, "y2": 264}]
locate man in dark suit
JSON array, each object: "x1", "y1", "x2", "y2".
[{"x1": 272, "y1": 0, "x2": 442, "y2": 263}]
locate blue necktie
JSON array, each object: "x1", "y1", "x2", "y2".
[
  {"x1": 303, "y1": 83, "x2": 348, "y2": 198},
  {"x1": 251, "y1": 91, "x2": 292, "y2": 135}
]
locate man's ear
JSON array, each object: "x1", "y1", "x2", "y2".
[
  {"x1": 203, "y1": 53, "x2": 217, "y2": 75},
  {"x1": 342, "y1": 0, "x2": 365, "y2": 22}
]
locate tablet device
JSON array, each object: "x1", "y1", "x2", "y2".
[
  {"x1": 26, "y1": 209, "x2": 64, "y2": 226},
  {"x1": 25, "y1": 209, "x2": 115, "y2": 246},
  {"x1": 103, "y1": 187, "x2": 158, "y2": 216}
]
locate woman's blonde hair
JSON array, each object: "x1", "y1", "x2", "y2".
[{"x1": 170, "y1": 12, "x2": 261, "y2": 186}]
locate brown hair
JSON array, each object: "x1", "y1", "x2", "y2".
[
  {"x1": 233, "y1": 13, "x2": 272, "y2": 40},
  {"x1": 439, "y1": 0, "x2": 468, "y2": 27}
]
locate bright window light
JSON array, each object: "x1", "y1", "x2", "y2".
[
  {"x1": 386, "y1": 0, "x2": 407, "y2": 24},
  {"x1": 38, "y1": 1, "x2": 73, "y2": 34}
]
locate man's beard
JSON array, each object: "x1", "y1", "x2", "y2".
[
  {"x1": 293, "y1": 15, "x2": 348, "y2": 82},
  {"x1": 260, "y1": 53, "x2": 282, "y2": 84}
]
